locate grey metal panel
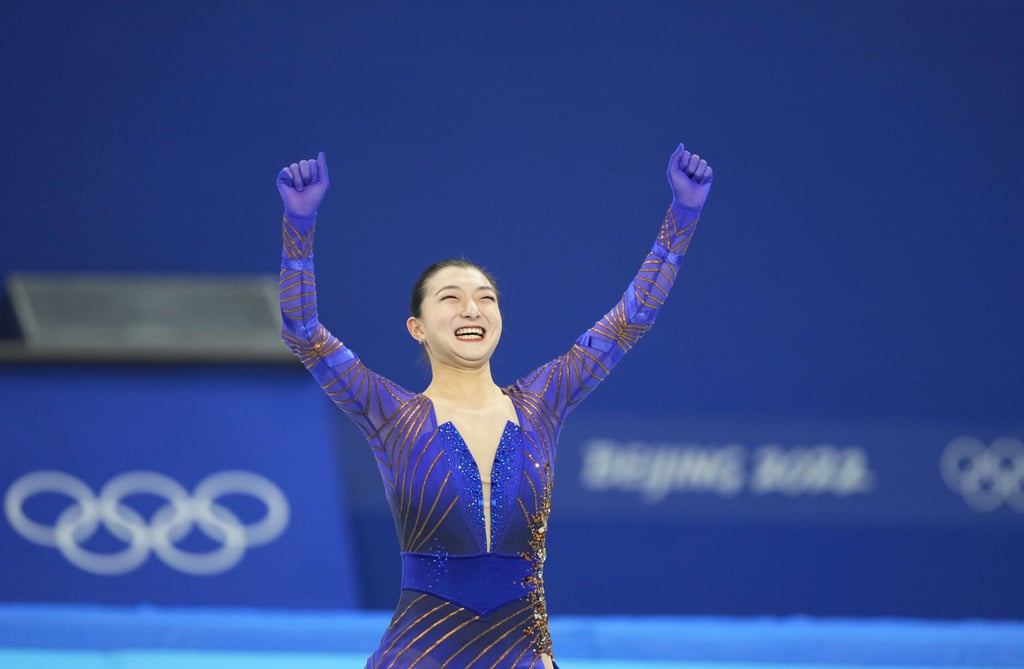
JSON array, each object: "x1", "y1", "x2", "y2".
[{"x1": 3, "y1": 273, "x2": 295, "y2": 363}]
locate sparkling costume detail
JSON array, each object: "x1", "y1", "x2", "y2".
[{"x1": 280, "y1": 205, "x2": 699, "y2": 668}]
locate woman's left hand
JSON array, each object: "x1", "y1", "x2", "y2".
[{"x1": 666, "y1": 143, "x2": 713, "y2": 211}]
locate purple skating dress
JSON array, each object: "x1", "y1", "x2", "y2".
[{"x1": 279, "y1": 204, "x2": 698, "y2": 668}]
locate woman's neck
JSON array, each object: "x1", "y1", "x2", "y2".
[{"x1": 423, "y1": 363, "x2": 504, "y2": 408}]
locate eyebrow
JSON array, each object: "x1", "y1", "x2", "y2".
[{"x1": 434, "y1": 285, "x2": 496, "y2": 295}]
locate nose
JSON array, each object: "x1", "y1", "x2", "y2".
[{"x1": 462, "y1": 299, "x2": 480, "y2": 318}]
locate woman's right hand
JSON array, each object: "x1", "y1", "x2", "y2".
[{"x1": 277, "y1": 151, "x2": 330, "y2": 221}]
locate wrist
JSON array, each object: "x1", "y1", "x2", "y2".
[
  {"x1": 282, "y1": 211, "x2": 317, "y2": 260},
  {"x1": 284, "y1": 210, "x2": 317, "y2": 230},
  {"x1": 659, "y1": 201, "x2": 701, "y2": 257},
  {"x1": 669, "y1": 198, "x2": 702, "y2": 222}
]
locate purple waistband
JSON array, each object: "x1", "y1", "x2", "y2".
[{"x1": 401, "y1": 551, "x2": 533, "y2": 616}]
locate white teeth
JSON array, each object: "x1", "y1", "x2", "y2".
[{"x1": 455, "y1": 327, "x2": 484, "y2": 340}]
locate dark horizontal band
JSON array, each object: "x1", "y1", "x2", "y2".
[{"x1": 401, "y1": 551, "x2": 533, "y2": 616}]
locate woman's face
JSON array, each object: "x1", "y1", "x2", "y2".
[{"x1": 406, "y1": 265, "x2": 502, "y2": 370}]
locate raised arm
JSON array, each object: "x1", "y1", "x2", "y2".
[
  {"x1": 511, "y1": 143, "x2": 713, "y2": 424},
  {"x1": 277, "y1": 152, "x2": 415, "y2": 446},
  {"x1": 278, "y1": 152, "x2": 337, "y2": 366}
]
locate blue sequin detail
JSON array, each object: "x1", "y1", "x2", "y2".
[
  {"x1": 437, "y1": 422, "x2": 487, "y2": 551},
  {"x1": 428, "y1": 537, "x2": 449, "y2": 585},
  {"x1": 437, "y1": 421, "x2": 523, "y2": 552},
  {"x1": 489, "y1": 422, "x2": 520, "y2": 551}
]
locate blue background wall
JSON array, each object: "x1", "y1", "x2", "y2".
[{"x1": 2, "y1": 1, "x2": 1022, "y2": 618}]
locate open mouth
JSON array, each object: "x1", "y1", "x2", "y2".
[{"x1": 454, "y1": 326, "x2": 485, "y2": 341}]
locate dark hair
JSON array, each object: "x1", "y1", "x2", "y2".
[{"x1": 410, "y1": 258, "x2": 499, "y2": 318}]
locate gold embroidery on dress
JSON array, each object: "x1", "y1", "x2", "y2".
[{"x1": 520, "y1": 462, "x2": 554, "y2": 658}]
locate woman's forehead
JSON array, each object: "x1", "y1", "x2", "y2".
[{"x1": 426, "y1": 266, "x2": 494, "y2": 292}]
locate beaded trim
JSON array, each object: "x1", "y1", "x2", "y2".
[{"x1": 521, "y1": 462, "x2": 554, "y2": 658}]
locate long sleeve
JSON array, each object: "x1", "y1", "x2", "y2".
[
  {"x1": 510, "y1": 203, "x2": 700, "y2": 429},
  {"x1": 278, "y1": 215, "x2": 417, "y2": 449}
]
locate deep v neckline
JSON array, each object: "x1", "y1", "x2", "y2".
[
  {"x1": 437, "y1": 419, "x2": 515, "y2": 480},
  {"x1": 423, "y1": 395, "x2": 524, "y2": 553},
  {"x1": 422, "y1": 394, "x2": 520, "y2": 483}
]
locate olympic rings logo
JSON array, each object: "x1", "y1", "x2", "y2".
[
  {"x1": 941, "y1": 436, "x2": 1024, "y2": 513},
  {"x1": 4, "y1": 470, "x2": 290, "y2": 575}
]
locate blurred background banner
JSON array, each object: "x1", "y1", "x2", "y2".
[
  {"x1": 555, "y1": 413, "x2": 1024, "y2": 526},
  {"x1": 1, "y1": 0, "x2": 1022, "y2": 619}
]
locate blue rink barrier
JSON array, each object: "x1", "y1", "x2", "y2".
[
  {"x1": 1, "y1": 604, "x2": 1023, "y2": 667},
  {"x1": 4, "y1": 364, "x2": 1023, "y2": 619}
]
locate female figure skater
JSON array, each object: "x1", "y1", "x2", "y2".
[{"x1": 277, "y1": 144, "x2": 712, "y2": 668}]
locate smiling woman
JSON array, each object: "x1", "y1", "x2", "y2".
[{"x1": 276, "y1": 145, "x2": 712, "y2": 669}]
